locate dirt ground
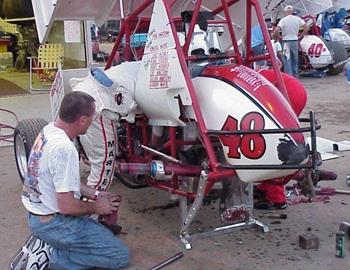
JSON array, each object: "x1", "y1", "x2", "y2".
[{"x1": 1, "y1": 74, "x2": 350, "y2": 269}]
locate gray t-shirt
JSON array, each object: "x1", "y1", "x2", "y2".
[{"x1": 278, "y1": 15, "x2": 305, "y2": 41}]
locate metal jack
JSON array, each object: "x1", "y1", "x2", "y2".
[{"x1": 179, "y1": 170, "x2": 268, "y2": 250}]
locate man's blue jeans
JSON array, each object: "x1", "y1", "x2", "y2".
[
  {"x1": 28, "y1": 213, "x2": 129, "y2": 270},
  {"x1": 282, "y1": 40, "x2": 299, "y2": 78}
]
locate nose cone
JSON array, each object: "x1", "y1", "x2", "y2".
[{"x1": 277, "y1": 137, "x2": 310, "y2": 165}]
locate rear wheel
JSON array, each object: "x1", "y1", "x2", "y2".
[
  {"x1": 14, "y1": 118, "x2": 48, "y2": 182},
  {"x1": 324, "y1": 40, "x2": 348, "y2": 75}
]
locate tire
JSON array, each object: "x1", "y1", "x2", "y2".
[
  {"x1": 324, "y1": 40, "x2": 348, "y2": 75},
  {"x1": 0, "y1": 0, "x2": 4, "y2": 19},
  {"x1": 2, "y1": 0, "x2": 34, "y2": 18},
  {"x1": 13, "y1": 118, "x2": 48, "y2": 182}
]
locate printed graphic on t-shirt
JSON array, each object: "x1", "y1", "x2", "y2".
[{"x1": 23, "y1": 131, "x2": 47, "y2": 200}]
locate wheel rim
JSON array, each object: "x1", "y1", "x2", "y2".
[{"x1": 15, "y1": 134, "x2": 28, "y2": 179}]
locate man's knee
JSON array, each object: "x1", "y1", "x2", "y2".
[{"x1": 110, "y1": 242, "x2": 129, "y2": 269}]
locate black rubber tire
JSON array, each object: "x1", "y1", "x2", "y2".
[
  {"x1": 324, "y1": 40, "x2": 348, "y2": 75},
  {"x1": 13, "y1": 118, "x2": 48, "y2": 182},
  {"x1": 114, "y1": 172, "x2": 149, "y2": 189},
  {"x1": 0, "y1": 0, "x2": 4, "y2": 18},
  {"x1": 2, "y1": 0, "x2": 34, "y2": 18}
]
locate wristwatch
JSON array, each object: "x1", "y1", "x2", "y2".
[{"x1": 92, "y1": 190, "x2": 100, "y2": 201}]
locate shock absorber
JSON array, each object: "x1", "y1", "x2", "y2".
[
  {"x1": 118, "y1": 160, "x2": 165, "y2": 178},
  {"x1": 117, "y1": 161, "x2": 202, "y2": 180}
]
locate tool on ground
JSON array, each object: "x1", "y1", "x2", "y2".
[
  {"x1": 266, "y1": 213, "x2": 287, "y2": 219},
  {"x1": 315, "y1": 187, "x2": 350, "y2": 195},
  {"x1": 149, "y1": 252, "x2": 184, "y2": 270},
  {"x1": 287, "y1": 185, "x2": 350, "y2": 198}
]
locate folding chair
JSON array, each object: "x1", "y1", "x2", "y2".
[{"x1": 29, "y1": 44, "x2": 64, "y2": 93}]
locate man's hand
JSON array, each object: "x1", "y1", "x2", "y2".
[
  {"x1": 277, "y1": 58, "x2": 283, "y2": 69},
  {"x1": 99, "y1": 191, "x2": 121, "y2": 202},
  {"x1": 299, "y1": 23, "x2": 309, "y2": 41},
  {"x1": 94, "y1": 195, "x2": 120, "y2": 215}
]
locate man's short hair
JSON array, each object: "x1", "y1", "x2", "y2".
[
  {"x1": 284, "y1": 5, "x2": 293, "y2": 12},
  {"x1": 59, "y1": 91, "x2": 95, "y2": 123}
]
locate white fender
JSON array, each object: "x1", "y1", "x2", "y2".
[
  {"x1": 300, "y1": 35, "x2": 333, "y2": 69},
  {"x1": 188, "y1": 76, "x2": 307, "y2": 183}
]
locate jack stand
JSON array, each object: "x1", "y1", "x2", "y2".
[
  {"x1": 180, "y1": 170, "x2": 208, "y2": 250},
  {"x1": 179, "y1": 173, "x2": 268, "y2": 250}
]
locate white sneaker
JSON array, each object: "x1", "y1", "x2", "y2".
[{"x1": 9, "y1": 235, "x2": 52, "y2": 270}]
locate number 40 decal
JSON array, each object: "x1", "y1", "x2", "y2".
[
  {"x1": 308, "y1": 43, "x2": 323, "y2": 58},
  {"x1": 219, "y1": 112, "x2": 266, "y2": 159}
]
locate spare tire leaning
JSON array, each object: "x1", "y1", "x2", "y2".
[
  {"x1": 14, "y1": 118, "x2": 48, "y2": 182},
  {"x1": 324, "y1": 40, "x2": 348, "y2": 75}
]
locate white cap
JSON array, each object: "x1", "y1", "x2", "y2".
[{"x1": 284, "y1": 5, "x2": 293, "y2": 11}]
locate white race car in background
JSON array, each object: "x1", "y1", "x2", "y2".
[
  {"x1": 324, "y1": 28, "x2": 350, "y2": 55},
  {"x1": 299, "y1": 15, "x2": 349, "y2": 75},
  {"x1": 299, "y1": 33, "x2": 348, "y2": 75},
  {"x1": 264, "y1": 0, "x2": 350, "y2": 75}
]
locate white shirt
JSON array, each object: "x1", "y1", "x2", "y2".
[
  {"x1": 278, "y1": 15, "x2": 305, "y2": 41},
  {"x1": 272, "y1": 40, "x2": 282, "y2": 57},
  {"x1": 22, "y1": 123, "x2": 81, "y2": 215}
]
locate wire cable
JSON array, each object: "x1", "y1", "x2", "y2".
[{"x1": 0, "y1": 108, "x2": 19, "y2": 144}]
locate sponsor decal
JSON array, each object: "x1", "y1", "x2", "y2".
[{"x1": 231, "y1": 66, "x2": 268, "y2": 91}]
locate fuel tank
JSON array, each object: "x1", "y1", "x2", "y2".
[{"x1": 190, "y1": 64, "x2": 309, "y2": 183}]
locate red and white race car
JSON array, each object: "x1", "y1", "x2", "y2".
[{"x1": 14, "y1": 0, "x2": 335, "y2": 251}]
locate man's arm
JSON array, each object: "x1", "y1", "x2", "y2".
[
  {"x1": 80, "y1": 182, "x2": 97, "y2": 199},
  {"x1": 57, "y1": 191, "x2": 119, "y2": 216},
  {"x1": 80, "y1": 182, "x2": 119, "y2": 201},
  {"x1": 298, "y1": 20, "x2": 309, "y2": 40}
]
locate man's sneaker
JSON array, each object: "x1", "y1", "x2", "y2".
[
  {"x1": 253, "y1": 186, "x2": 267, "y2": 201},
  {"x1": 9, "y1": 235, "x2": 52, "y2": 270},
  {"x1": 254, "y1": 200, "x2": 287, "y2": 210}
]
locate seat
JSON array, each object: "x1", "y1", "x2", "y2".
[{"x1": 29, "y1": 44, "x2": 64, "y2": 93}]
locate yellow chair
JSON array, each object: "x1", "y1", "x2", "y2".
[{"x1": 29, "y1": 44, "x2": 64, "y2": 92}]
